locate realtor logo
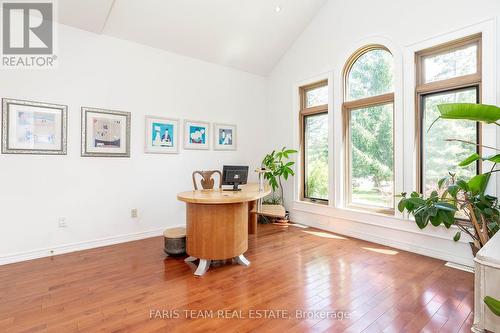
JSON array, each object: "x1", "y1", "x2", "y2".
[{"x1": 2, "y1": 1, "x2": 56, "y2": 68}]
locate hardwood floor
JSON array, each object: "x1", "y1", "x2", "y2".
[{"x1": 0, "y1": 224, "x2": 474, "y2": 333}]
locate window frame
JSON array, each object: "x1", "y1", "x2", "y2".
[
  {"x1": 299, "y1": 80, "x2": 329, "y2": 204},
  {"x1": 415, "y1": 34, "x2": 482, "y2": 194},
  {"x1": 343, "y1": 45, "x2": 395, "y2": 214}
]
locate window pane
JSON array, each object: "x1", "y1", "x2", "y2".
[
  {"x1": 305, "y1": 85, "x2": 328, "y2": 108},
  {"x1": 304, "y1": 113, "x2": 328, "y2": 200},
  {"x1": 422, "y1": 88, "x2": 478, "y2": 196},
  {"x1": 347, "y1": 49, "x2": 394, "y2": 101},
  {"x1": 423, "y1": 43, "x2": 477, "y2": 83},
  {"x1": 350, "y1": 103, "x2": 393, "y2": 208}
]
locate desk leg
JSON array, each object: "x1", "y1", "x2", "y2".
[
  {"x1": 248, "y1": 200, "x2": 257, "y2": 235},
  {"x1": 194, "y1": 259, "x2": 211, "y2": 276},
  {"x1": 184, "y1": 256, "x2": 211, "y2": 276},
  {"x1": 234, "y1": 255, "x2": 250, "y2": 266}
]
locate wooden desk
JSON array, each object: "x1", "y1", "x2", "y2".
[{"x1": 177, "y1": 183, "x2": 270, "y2": 276}]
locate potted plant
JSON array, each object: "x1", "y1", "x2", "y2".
[
  {"x1": 261, "y1": 147, "x2": 297, "y2": 224},
  {"x1": 398, "y1": 103, "x2": 500, "y2": 253}
]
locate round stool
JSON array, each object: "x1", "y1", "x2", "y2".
[{"x1": 163, "y1": 227, "x2": 186, "y2": 256}]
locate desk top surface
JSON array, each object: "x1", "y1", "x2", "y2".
[{"x1": 177, "y1": 183, "x2": 271, "y2": 204}]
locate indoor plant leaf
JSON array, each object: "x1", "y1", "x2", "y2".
[
  {"x1": 441, "y1": 210, "x2": 455, "y2": 228},
  {"x1": 434, "y1": 202, "x2": 458, "y2": 212},
  {"x1": 484, "y1": 154, "x2": 500, "y2": 163},
  {"x1": 468, "y1": 174, "x2": 490, "y2": 194},
  {"x1": 447, "y1": 184, "x2": 459, "y2": 198},
  {"x1": 484, "y1": 296, "x2": 500, "y2": 317},
  {"x1": 397, "y1": 199, "x2": 406, "y2": 213},
  {"x1": 437, "y1": 177, "x2": 447, "y2": 189},
  {"x1": 429, "y1": 213, "x2": 442, "y2": 227},
  {"x1": 456, "y1": 179, "x2": 469, "y2": 191},
  {"x1": 459, "y1": 153, "x2": 480, "y2": 167},
  {"x1": 407, "y1": 197, "x2": 426, "y2": 206},
  {"x1": 437, "y1": 103, "x2": 500, "y2": 123}
]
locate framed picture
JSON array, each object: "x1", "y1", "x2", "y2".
[
  {"x1": 184, "y1": 120, "x2": 209, "y2": 150},
  {"x1": 2, "y1": 98, "x2": 67, "y2": 155},
  {"x1": 145, "y1": 116, "x2": 179, "y2": 154},
  {"x1": 213, "y1": 123, "x2": 236, "y2": 151},
  {"x1": 81, "y1": 107, "x2": 131, "y2": 157}
]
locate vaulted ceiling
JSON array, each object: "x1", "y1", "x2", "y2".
[{"x1": 56, "y1": 0, "x2": 326, "y2": 76}]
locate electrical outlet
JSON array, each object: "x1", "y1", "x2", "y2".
[
  {"x1": 131, "y1": 208, "x2": 138, "y2": 218},
  {"x1": 58, "y1": 217, "x2": 67, "y2": 228}
]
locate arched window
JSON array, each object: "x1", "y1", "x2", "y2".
[{"x1": 343, "y1": 46, "x2": 394, "y2": 213}]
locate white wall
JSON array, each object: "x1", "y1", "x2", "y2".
[
  {"x1": 0, "y1": 23, "x2": 268, "y2": 264},
  {"x1": 2, "y1": 1, "x2": 499, "y2": 267},
  {"x1": 267, "y1": 0, "x2": 500, "y2": 266}
]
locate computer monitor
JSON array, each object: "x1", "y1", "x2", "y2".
[{"x1": 222, "y1": 165, "x2": 249, "y2": 191}]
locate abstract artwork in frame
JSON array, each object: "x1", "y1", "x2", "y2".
[
  {"x1": 145, "y1": 116, "x2": 179, "y2": 154},
  {"x1": 81, "y1": 107, "x2": 131, "y2": 157},
  {"x1": 213, "y1": 123, "x2": 236, "y2": 151},
  {"x1": 184, "y1": 120, "x2": 209, "y2": 150},
  {"x1": 1, "y1": 98, "x2": 67, "y2": 155}
]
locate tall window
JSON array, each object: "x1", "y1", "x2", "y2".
[
  {"x1": 300, "y1": 81, "x2": 328, "y2": 203},
  {"x1": 416, "y1": 34, "x2": 481, "y2": 196},
  {"x1": 343, "y1": 46, "x2": 395, "y2": 213}
]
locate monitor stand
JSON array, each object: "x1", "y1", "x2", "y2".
[{"x1": 223, "y1": 183, "x2": 242, "y2": 191}]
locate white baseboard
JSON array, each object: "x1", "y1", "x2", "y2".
[
  {"x1": 445, "y1": 262, "x2": 474, "y2": 273},
  {"x1": 0, "y1": 225, "x2": 184, "y2": 266},
  {"x1": 291, "y1": 212, "x2": 474, "y2": 267}
]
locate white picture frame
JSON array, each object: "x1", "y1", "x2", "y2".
[
  {"x1": 81, "y1": 107, "x2": 131, "y2": 157},
  {"x1": 145, "y1": 116, "x2": 179, "y2": 154},
  {"x1": 213, "y1": 123, "x2": 236, "y2": 151},
  {"x1": 1, "y1": 98, "x2": 67, "y2": 155},
  {"x1": 184, "y1": 120, "x2": 209, "y2": 150}
]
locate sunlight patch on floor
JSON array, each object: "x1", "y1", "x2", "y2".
[
  {"x1": 289, "y1": 223, "x2": 309, "y2": 229},
  {"x1": 303, "y1": 230, "x2": 346, "y2": 239},
  {"x1": 362, "y1": 247, "x2": 399, "y2": 255}
]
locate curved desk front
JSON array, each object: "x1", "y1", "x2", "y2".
[{"x1": 177, "y1": 184, "x2": 270, "y2": 276}]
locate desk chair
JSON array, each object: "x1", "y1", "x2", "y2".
[{"x1": 192, "y1": 170, "x2": 222, "y2": 190}]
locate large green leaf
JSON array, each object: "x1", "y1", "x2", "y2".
[
  {"x1": 484, "y1": 154, "x2": 500, "y2": 163},
  {"x1": 484, "y1": 296, "x2": 500, "y2": 316},
  {"x1": 429, "y1": 214, "x2": 442, "y2": 227},
  {"x1": 468, "y1": 174, "x2": 490, "y2": 194},
  {"x1": 456, "y1": 179, "x2": 469, "y2": 191},
  {"x1": 459, "y1": 153, "x2": 480, "y2": 167},
  {"x1": 414, "y1": 212, "x2": 429, "y2": 229},
  {"x1": 397, "y1": 199, "x2": 406, "y2": 213},
  {"x1": 447, "y1": 184, "x2": 459, "y2": 198},
  {"x1": 440, "y1": 210, "x2": 455, "y2": 228},
  {"x1": 407, "y1": 197, "x2": 426, "y2": 206},
  {"x1": 437, "y1": 177, "x2": 447, "y2": 189},
  {"x1": 434, "y1": 202, "x2": 458, "y2": 212},
  {"x1": 437, "y1": 103, "x2": 500, "y2": 123}
]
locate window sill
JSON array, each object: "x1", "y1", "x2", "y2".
[
  {"x1": 300, "y1": 198, "x2": 329, "y2": 206},
  {"x1": 291, "y1": 200, "x2": 469, "y2": 243},
  {"x1": 345, "y1": 204, "x2": 395, "y2": 216}
]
